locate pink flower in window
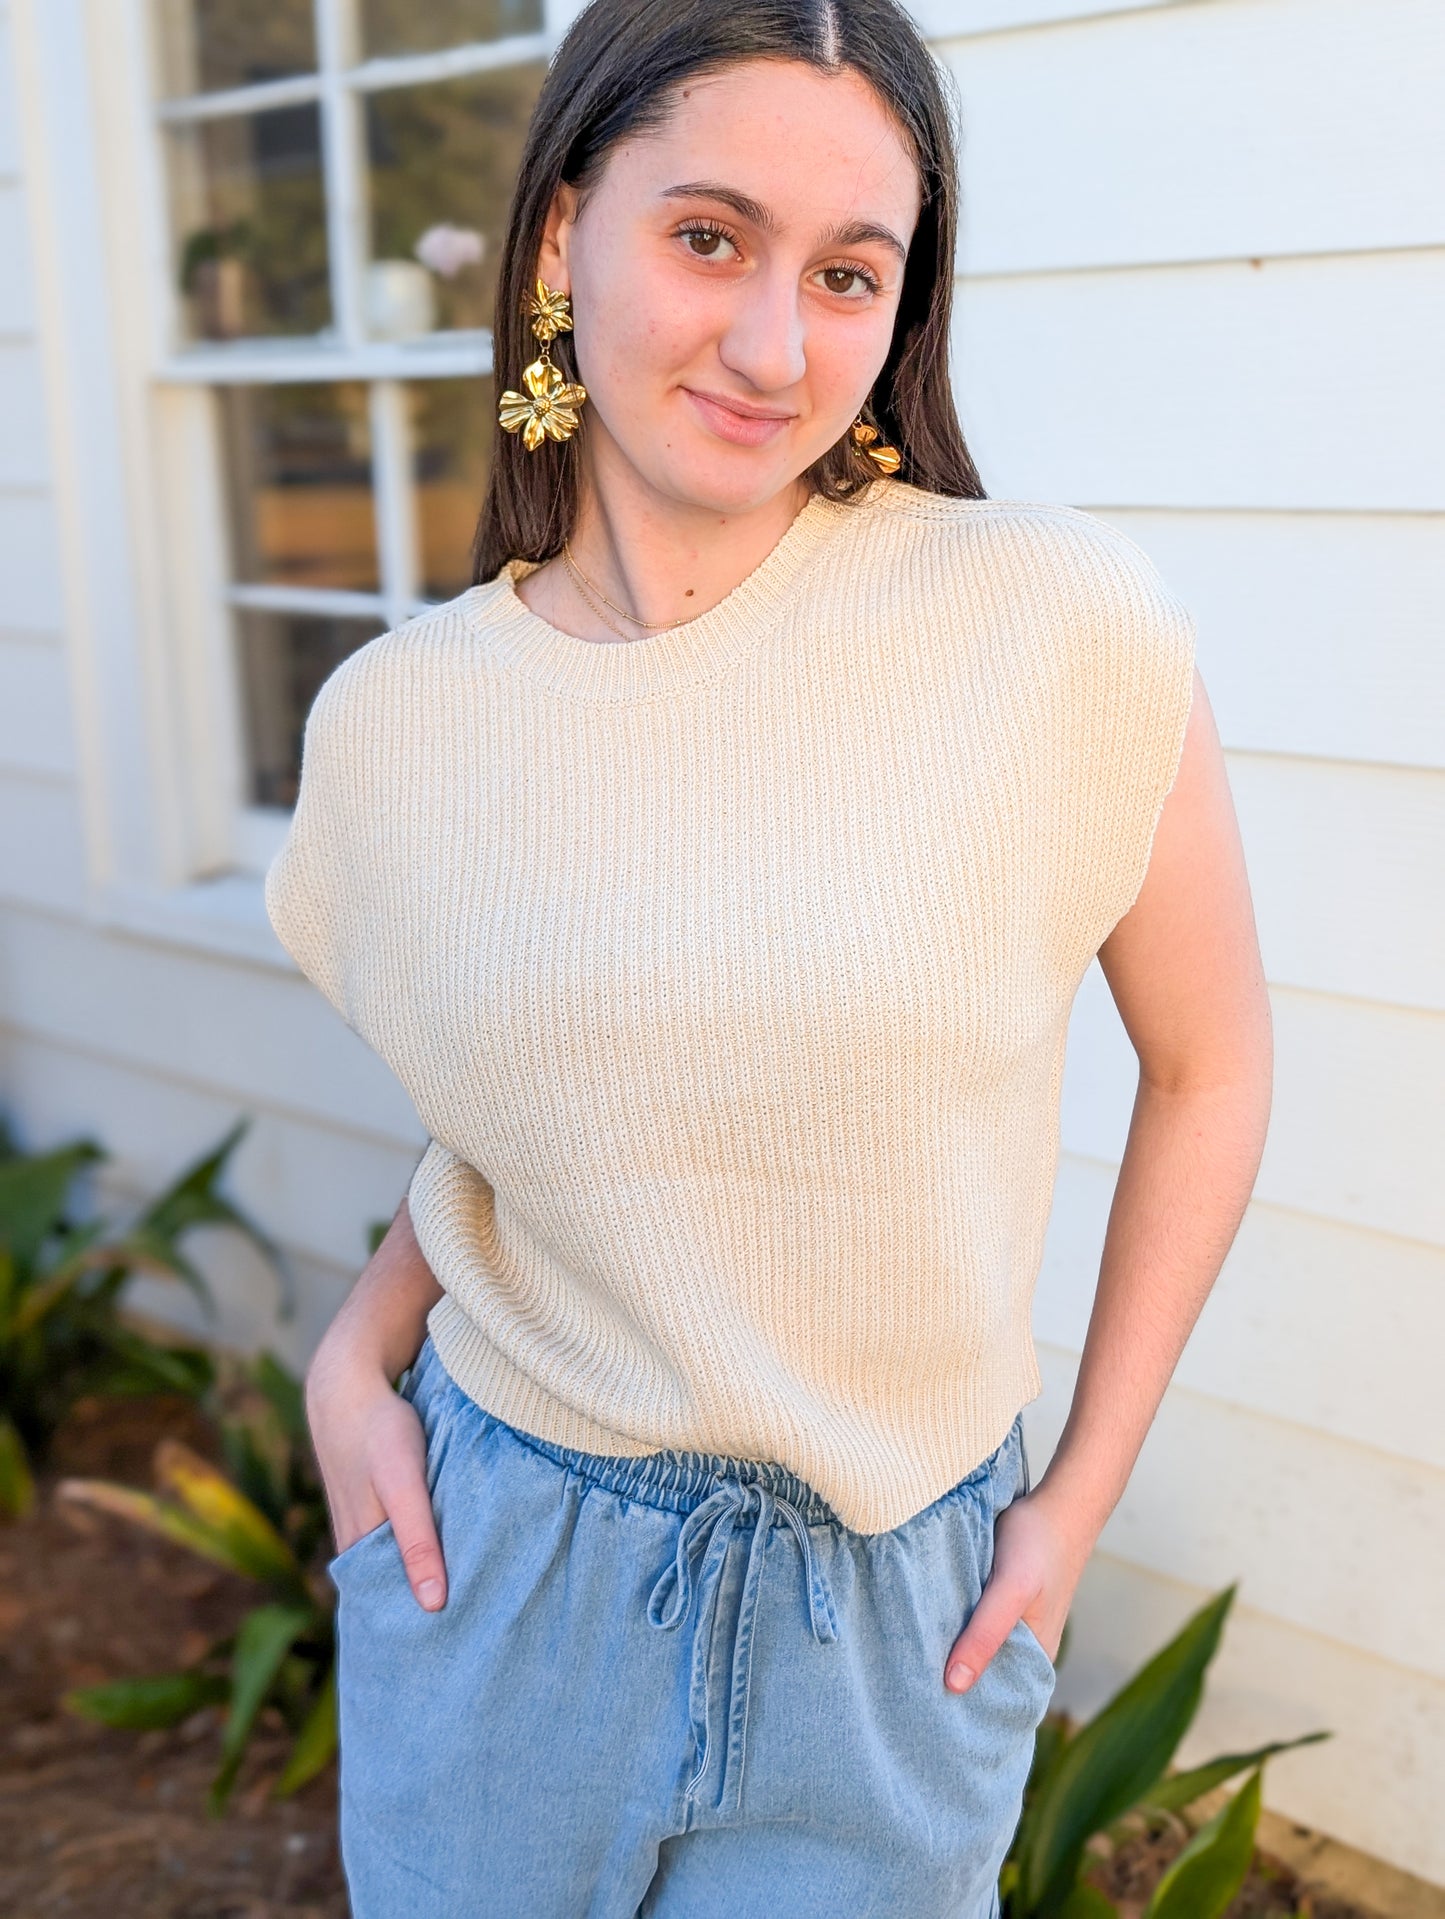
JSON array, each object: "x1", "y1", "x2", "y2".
[{"x1": 414, "y1": 224, "x2": 486, "y2": 278}]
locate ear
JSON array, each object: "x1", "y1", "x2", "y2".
[{"x1": 537, "y1": 183, "x2": 582, "y2": 290}]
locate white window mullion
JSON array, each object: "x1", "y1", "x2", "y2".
[
  {"x1": 315, "y1": 0, "x2": 367, "y2": 347},
  {"x1": 371, "y1": 379, "x2": 419, "y2": 628}
]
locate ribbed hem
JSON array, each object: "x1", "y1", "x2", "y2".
[{"x1": 424, "y1": 1288, "x2": 1043, "y2": 1537}]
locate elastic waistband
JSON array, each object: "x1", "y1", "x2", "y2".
[{"x1": 412, "y1": 1335, "x2": 1022, "y2": 1533}]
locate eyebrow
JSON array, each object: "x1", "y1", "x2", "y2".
[{"x1": 658, "y1": 180, "x2": 908, "y2": 264}]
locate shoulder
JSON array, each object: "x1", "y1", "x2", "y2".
[
  {"x1": 856, "y1": 481, "x2": 1178, "y2": 605},
  {"x1": 302, "y1": 587, "x2": 497, "y2": 738},
  {"x1": 863, "y1": 482, "x2": 1194, "y2": 673}
]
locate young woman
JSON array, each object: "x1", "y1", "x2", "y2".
[{"x1": 267, "y1": 0, "x2": 1272, "y2": 1910}]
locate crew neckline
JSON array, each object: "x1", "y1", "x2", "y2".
[{"x1": 471, "y1": 483, "x2": 879, "y2": 701}]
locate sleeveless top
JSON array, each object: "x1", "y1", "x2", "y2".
[{"x1": 265, "y1": 479, "x2": 1196, "y2": 1532}]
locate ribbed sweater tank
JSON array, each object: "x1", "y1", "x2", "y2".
[{"x1": 265, "y1": 479, "x2": 1196, "y2": 1533}]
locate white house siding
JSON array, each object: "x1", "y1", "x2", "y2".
[{"x1": 0, "y1": 0, "x2": 1440, "y2": 1882}]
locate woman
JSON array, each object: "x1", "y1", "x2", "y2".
[{"x1": 267, "y1": 0, "x2": 1272, "y2": 1910}]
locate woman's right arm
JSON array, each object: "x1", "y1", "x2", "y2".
[{"x1": 305, "y1": 1196, "x2": 450, "y2": 1611}]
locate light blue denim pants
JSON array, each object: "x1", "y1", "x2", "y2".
[{"x1": 329, "y1": 1334, "x2": 1056, "y2": 1917}]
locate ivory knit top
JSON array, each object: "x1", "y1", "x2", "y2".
[{"x1": 265, "y1": 478, "x2": 1196, "y2": 1534}]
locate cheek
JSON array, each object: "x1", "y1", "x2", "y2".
[
  {"x1": 805, "y1": 319, "x2": 896, "y2": 421},
  {"x1": 573, "y1": 263, "x2": 715, "y2": 416}
]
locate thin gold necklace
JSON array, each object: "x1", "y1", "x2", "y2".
[
  {"x1": 559, "y1": 557, "x2": 641, "y2": 642},
  {"x1": 562, "y1": 541, "x2": 684, "y2": 631}
]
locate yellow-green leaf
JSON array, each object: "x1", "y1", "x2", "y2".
[
  {"x1": 273, "y1": 1659, "x2": 338, "y2": 1796},
  {"x1": 154, "y1": 1439, "x2": 301, "y2": 1585},
  {"x1": 0, "y1": 1417, "x2": 36, "y2": 1519}
]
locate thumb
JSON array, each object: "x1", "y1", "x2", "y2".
[
  {"x1": 944, "y1": 1576, "x2": 1018, "y2": 1693},
  {"x1": 384, "y1": 1473, "x2": 449, "y2": 1612}
]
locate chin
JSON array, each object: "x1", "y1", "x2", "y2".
[{"x1": 647, "y1": 442, "x2": 812, "y2": 516}]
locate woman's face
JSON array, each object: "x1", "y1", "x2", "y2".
[{"x1": 539, "y1": 58, "x2": 923, "y2": 517}]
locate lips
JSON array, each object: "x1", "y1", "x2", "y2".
[{"x1": 682, "y1": 387, "x2": 796, "y2": 448}]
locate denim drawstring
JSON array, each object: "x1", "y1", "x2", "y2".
[{"x1": 647, "y1": 1478, "x2": 839, "y2": 1813}]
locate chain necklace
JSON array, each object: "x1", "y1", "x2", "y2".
[
  {"x1": 558, "y1": 558, "x2": 639, "y2": 642},
  {"x1": 561, "y1": 541, "x2": 685, "y2": 632}
]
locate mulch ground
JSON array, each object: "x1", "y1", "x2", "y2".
[
  {"x1": 0, "y1": 1394, "x2": 1369, "y2": 1918},
  {"x1": 0, "y1": 1394, "x2": 347, "y2": 1918}
]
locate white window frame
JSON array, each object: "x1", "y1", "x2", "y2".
[{"x1": 13, "y1": 0, "x2": 583, "y2": 967}]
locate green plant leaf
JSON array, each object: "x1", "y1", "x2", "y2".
[
  {"x1": 249, "y1": 1350, "x2": 308, "y2": 1448},
  {"x1": 55, "y1": 1462, "x2": 302, "y2": 1591},
  {"x1": 63, "y1": 1669, "x2": 229, "y2": 1729},
  {"x1": 135, "y1": 1118, "x2": 295, "y2": 1318},
  {"x1": 9, "y1": 1219, "x2": 113, "y2": 1333},
  {"x1": 89, "y1": 1326, "x2": 216, "y2": 1399},
  {"x1": 1134, "y1": 1731, "x2": 1332, "y2": 1815},
  {"x1": 0, "y1": 1138, "x2": 103, "y2": 1276},
  {"x1": 273, "y1": 1658, "x2": 338, "y2": 1796},
  {"x1": 208, "y1": 1603, "x2": 314, "y2": 1813},
  {"x1": 1143, "y1": 1766, "x2": 1263, "y2": 1919},
  {"x1": 1014, "y1": 1585, "x2": 1236, "y2": 1915},
  {"x1": 154, "y1": 1439, "x2": 304, "y2": 1587},
  {"x1": 102, "y1": 1225, "x2": 218, "y2": 1314},
  {"x1": 1057, "y1": 1886, "x2": 1119, "y2": 1919},
  {"x1": 56, "y1": 1477, "x2": 258, "y2": 1573},
  {"x1": 0, "y1": 1415, "x2": 36, "y2": 1519}
]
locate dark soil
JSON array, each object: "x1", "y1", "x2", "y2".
[
  {"x1": 1086, "y1": 1822, "x2": 1369, "y2": 1917},
  {"x1": 0, "y1": 1394, "x2": 1373, "y2": 1918},
  {"x1": 0, "y1": 1393, "x2": 347, "y2": 1918}
]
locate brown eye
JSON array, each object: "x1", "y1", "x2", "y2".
[
  {"x1": 822, "y1": 266, "x2": 866, "y2": 295},
  {"x1": 686, "y1": 228, "x2": 724, "y2": 257}
]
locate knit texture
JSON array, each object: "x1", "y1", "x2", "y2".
[{"x1": 265, "y1": 479, "x2": 1196, "y2": 1533}]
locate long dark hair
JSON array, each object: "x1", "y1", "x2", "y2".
[{"x1": 471, "y1": 0, "x2": 985, "y2": 582}]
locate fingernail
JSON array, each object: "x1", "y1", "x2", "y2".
[
  {"x1": 418, "y1": 1577, "x2": 445, "y2": 1609},
  {"x1": 946, "y1": 1663, "x2": 973, "y2": 1692}
]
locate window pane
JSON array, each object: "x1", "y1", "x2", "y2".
[
  {"x1": 360, "y1": 0, "x2": 542, "y2": 60},
  {"x1": 364, "y1": 64, "x2": 546, "y2": 339},
  {"x1": 168, "y1": 105, "x2": 329, "y2": 341},
  {"x1": 220, "y1": 384, "x2": 378, "y2": 591},
  {"x1": 411, "y1": 378, "x2": 494, "y2": 600},
  {"x1": 238, "y1": 610, "x2": 386, "y2": 808},
  {"x1": 154, "y1": 0, "x2": 316, "y2": 98}
]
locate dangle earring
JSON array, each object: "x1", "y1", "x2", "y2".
[
  {"x1": 849, "y1": 413, "x2": 902, "y2": 476},
  {"x1": 497, "y1": 279, "x2": 588, "y2": 451}
]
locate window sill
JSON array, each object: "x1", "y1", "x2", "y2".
[
  {"x1": 90, "y1": 871, "x2": 298, "y2": 972},
  {"x1": 154, "y1": 331, "x2": 494, "y2": 386}
]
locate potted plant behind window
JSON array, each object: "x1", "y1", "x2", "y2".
[
  {"x1": 178, "y1": 218, "x2": 256, "y2": 340},
  {"x1": 364, "y1": 221, "x2": 488, "y2": 337}
]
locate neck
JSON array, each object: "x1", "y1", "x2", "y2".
[{"x1": 516, "y1": 430, "x2": 810, "y2": 644}]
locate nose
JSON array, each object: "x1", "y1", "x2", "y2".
[{"x1": 716, "y1": 267, "x2": 807, "y2": 397}]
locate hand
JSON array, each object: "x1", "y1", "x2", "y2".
[
  {"x1": 943, "y1": 1482, "x2": 1086, "y2": 1692},
  {"x1": 306, "y1": 1343, "x2": 449, "y2": 1612}
]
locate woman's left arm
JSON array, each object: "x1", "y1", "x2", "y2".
[{"x1": 945, "y1": 666, "x2": 1274, "y2": 1691}]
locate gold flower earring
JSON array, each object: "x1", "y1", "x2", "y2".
[
  {"x1": 850, "y1": 414, "x2": 901, "y2": 475},
  {"x1": 498, "y1": 279, "x2": 588, "y2": 451}
]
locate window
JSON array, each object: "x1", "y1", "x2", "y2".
[{"x1": 150, "y1": 0, "x2": 549, "y2": 866}]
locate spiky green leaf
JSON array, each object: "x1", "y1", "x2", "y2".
[
  {"x1": 272, "y1": 1659, "x2": 338, "y2": 1796},
  {"x1": 208, "y1": 1603, "x2": 313, "y2": 1813},
  {"x1": 1133, "y1": 1732, "x2": 1331, "y2": 1816},
  {"x1": 0, "y1": 1415, "x2": 36, "y2": 1518},
  {"x1": 64, "y1": 1669, "x2": 229, "y2": 1729},
  {"x1": 1143, "y1": 1767, "x2": 1263, "y2": 1919},
  {"x1": 1014, "y1": 1586, "x2": 1236, "y2": 1914}
]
